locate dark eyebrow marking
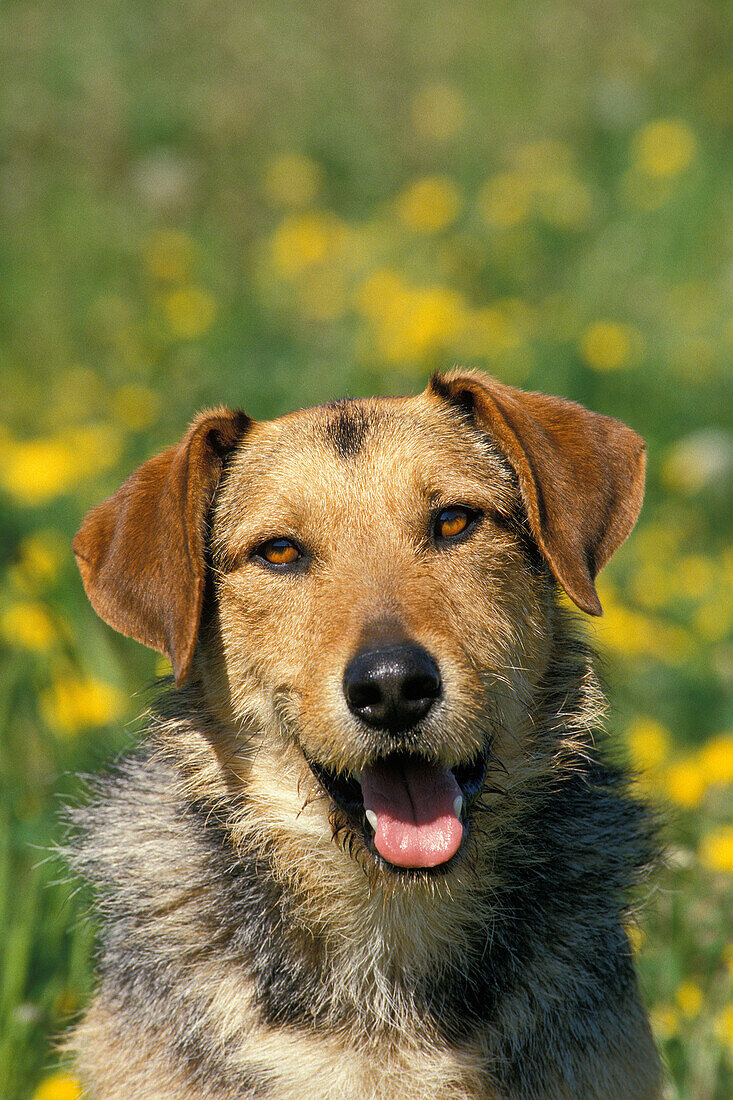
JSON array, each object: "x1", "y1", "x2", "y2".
[{"x1": 322, "y1": 399, "x2": 371, "y2": 459}]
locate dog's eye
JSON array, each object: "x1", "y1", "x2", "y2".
[
  {"x1": 433, "y1": 507, "x2": 480, "y2": 544},
  {"x1": 256, "y1": 538, "x2": 302, "y2": 567}
]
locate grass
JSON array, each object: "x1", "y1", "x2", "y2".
[{"x1": 0, "y1": 1, "x2": 731, "y2": 1096}]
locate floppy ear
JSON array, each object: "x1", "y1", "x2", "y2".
[
  {"x1": 429, "y1": 370, "x2": 646, "y2": 615},
  {"x1": 73, "y1": 408, "x2": 250, "y2": 684}
]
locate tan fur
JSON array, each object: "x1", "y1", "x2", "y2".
[{"x1": 70, "y1": 372, "x2": 661, "y2": 1099}]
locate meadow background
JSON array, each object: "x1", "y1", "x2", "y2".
[{"x1": 1, "y1": 1, "x2": 732, "y2": 1097}]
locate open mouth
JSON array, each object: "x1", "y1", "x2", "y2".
[{"x1": 307, "y1": 750, "x2": 487, "y2": 871}]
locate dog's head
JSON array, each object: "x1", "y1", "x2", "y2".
[{"x1": 74, "y1": 371, "x2": 645, "y2": 878}]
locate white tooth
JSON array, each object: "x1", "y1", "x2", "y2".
[
  {"x1": 453, "y1": 795, "x2": 464, "y2": 819},
  {"x1": 366, "y1": 809, "x2": 378, "y2": 832}
]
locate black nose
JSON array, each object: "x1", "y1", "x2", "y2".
[{"x1": 343, "y1": 644, "x2": 442, "y2": 731}]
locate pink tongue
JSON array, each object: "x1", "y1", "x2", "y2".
[{"x1": 360, "y1": 759, "x2": 463, "y2": 868}]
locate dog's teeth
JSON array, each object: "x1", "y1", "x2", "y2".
[
  {"x1": 365, "y1": 809, "x2": 378, "y2": 833},
  {"x1": 453, "y1": 795, "x2": 464, "y2": 819}
]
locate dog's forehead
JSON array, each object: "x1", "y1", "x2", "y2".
[{"x1": 220, "y1": 391, "x2": 511, "y2": 505}]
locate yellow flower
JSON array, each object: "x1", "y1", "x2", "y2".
[
  {"x1": 675, "y1": 981, "x2": 703, "y2": 1018},
  {"x1": 33, "y1": 1072, "x2": 82, "y2": 1100},
  {"x1": 355, "y1": 271, "x2": 468, "y2": 364},
  {"x1": 699, "y1": 826, "x2": 733, "y2": 874},
  {"x1": 144, "y1": 230, "x2": 193, "y2": 282},
  {"x1": 410, "y1": 83, "x2": 466, "y2": 142},
  {"x1": 478, "y1": 172, "x2": 530, "y2": 229},
  {"x1": 532, "y1": 168, "x2": 593, "y2": 230},
  {"x1": 64, "y1": 423, "x2": 124, "y2": 480},
  {"x1": 693, "y1": 597, "x2": 733, "y2": 642},
  {"x1": 0, "y1": 601, "x2": 57, "y2": 652},
  {"x1": 579, "y1": 322, "x2": 635, "y2": 371},
  {"x1": 262, "y1": 153, "x2": 322, "y2": 208},
  {"x1": 625, "y1": 923, "x2": 645, "y2": 955},
  {"x1": 40, "y1": 674, "x2": 125, "y2": 735},
  {"x1": 14, "y1": 530, "x2": 64, "y2": 590},
  {"x1": 632, "y1": 119, "x2": 697, "y2": 179},
  {"x1": 163, "y1": 287, "x2": 217, "y2": 340},
  {"x1": 698, "y1": 734, "x2": 733, "y2": 787},
  {"x1": 715, "y1": 1004, "x2": 733, "y2": 1051},
  {"x1": 395, "y1": 176, "x2": 461, "y2": 234},
  {"x1": 268, "y1": 212, "x2": 348, "y2": 279},
  {"x1": 112, "y1": 384, "x2": 162, "y2": 432},
  {"x1": 665, "y1": 759, "x2": 706, "y2": 808},
  {"x1": 649, "y1": 1003, "x2": 680, "y2": 1041},
  {"x1": 625, "y1": 717, "x2": 670, "y2": 774},
  {"x1": 0, "y1": 437, "x2": 80, "y2": 505}
]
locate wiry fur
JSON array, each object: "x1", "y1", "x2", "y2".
[{"x1": 67, "y1": 374, "x2": 662, "y2": 1099}]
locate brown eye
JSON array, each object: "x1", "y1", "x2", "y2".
[
  {"x1": 434, "y1": 507, "x2": 479, "y2": 543},
  {"x1": 257, "y1": 538, "x2": 301, "y2": 566}
]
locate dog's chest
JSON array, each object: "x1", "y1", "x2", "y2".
[{"x1": 241, "y1": 1027, "x2": 494, "y2": 1100}]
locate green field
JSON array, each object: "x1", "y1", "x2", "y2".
[{"x1": 1, "y1": 2, "x2": 731, "y2": 1097}]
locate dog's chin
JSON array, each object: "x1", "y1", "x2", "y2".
[{"x1": 305, "y1": 747, "x2": 487, "y2": 877}]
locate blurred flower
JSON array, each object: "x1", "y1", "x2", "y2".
[
  {"x1": 698, "y1": 825, "x2": 733, "y2": 874},
  {"x1": 395, "y1": 176, "x2": 461, "y2": 234},
  {"x1": 649, "y1": 1003, "x2": 680, "y2": 1041},
  {"x1": 155, "y1": 654, "x2": 173, "y2": 679},
  {"x1": 698, "y1": 734, "x2": 733, "y2": 787},
  {"x1": 665, "y1": 759, "x2": 706, "y2": 808},
  {"x1": 626, "y1": 923, "x2": 645, "y2": 954},
  {"x1": 11, "y1": 530, "x2": 64, "y2": 591},
  {"x1": 675, "y1": 981, "x2": 703, "y2": 1018},
  {"x1": 355, "y1": 271, "x2": 467, "y2": 364},
  {"x1": 268, "y1": 212, "x2": 349, "y2": 279},
  {"x1": 478, "y1": 171, "x2": 530, "y2": 229},
  {"x1": 632, "y1": 118, "x2": 697, "y2": 178},
  {"x1": 32, "y1": 1073, "x2": 82, "y2": 1100},
  {"x1": 579, "y1": 321, "x2": 636, "y2": 371},
  {"x1": 40, "y1": 674, "x2": 125, "y2": 735},
  {"x1": 0, "y1": 437, "x2": 80, "y2": 505},
  {"x1": 262, "y1": 153, "x2": 322, "y2": 208},
  {"x1": 0, "y1": 425, "x2": 123, "y2": 507},
  {"x1": 163, "y1": 287, "x2": 217, "y2": 340},
  {"x1": 715, "y1": 1004, "x2": 733, "y2": 1052},
  {"x1": 625, "y1": 716, "x2": 670, "y2": 774},
  {"x1": 410, "y1": 83, "x2": 466, "y2": 142},
  {"x1": 661, "y1": 430, "x2": 733, "y2": 494},
  {"x1": 593, "y1": 597, "x2": 692, "y2": 664},
  {"x1": 531, "y1": 168, "x2": 593, "y2": 230},
  {"x1": 112, "y1": 384, "x2": 162, "y2": 431},
  {"x1": 0, "y1": 601, "x2": 56, "y2": 652},
  {"x1": 144, "y1": 230, "x2": 193, "y2": 283}
]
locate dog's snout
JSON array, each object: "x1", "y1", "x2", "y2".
[{"x1": 343, "y1": 644, "x2": 442, "y2": 731}]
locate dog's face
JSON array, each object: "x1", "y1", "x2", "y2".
[{"x1": 73, "y1": 371, "x2": 646, "y2": 882}]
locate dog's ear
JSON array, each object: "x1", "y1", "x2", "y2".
[
  {"x1": 73, "y1": 408, "x2": 250, "y2": 684},
  {"x1": 429, "y1": 370, "x2": 646, "y2": 616}
]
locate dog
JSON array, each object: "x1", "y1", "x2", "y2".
[{"x1": 69, "y1": 369, "x2": 662, "y2": 1099}]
